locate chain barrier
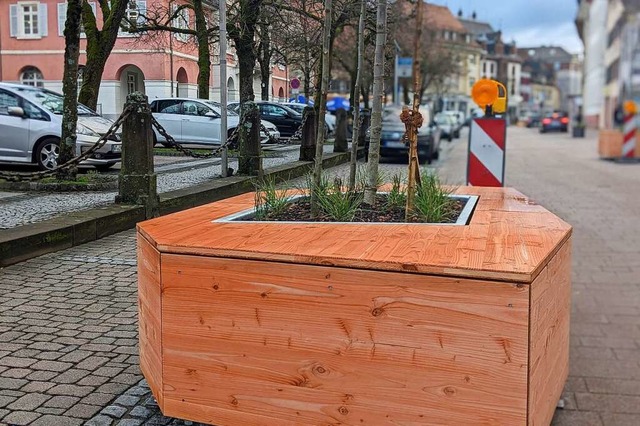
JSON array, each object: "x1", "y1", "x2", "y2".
[
  {"x1": 0, "y1": 106, "x2": 133, "y2": 183},
  {"x1": 289, "y1": 110, "x2": 310, "y2": 142}
]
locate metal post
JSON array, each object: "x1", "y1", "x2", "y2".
[
  {"x1": 394, "y1": 54, "x2": 399, "y2": 106},
  {"x1": 219, "y1": 0, "x2": 229, "y2": 177}
]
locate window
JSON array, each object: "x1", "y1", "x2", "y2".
[
  {"x1": 154, "y1": 99, "x2": 181, "y2": 114},
  {"x1": 182, "y1": 101, "x2": 213, "y2": 116},
  {"x1": 465, "y1": 34, "x2": 471, "y2": 43},
  {"x1": 260, "y1": 104, "x2": 287, "y2": 117},
  {"x1": 469, "y1": 77, "x2": 476, "y2": 87},
  {"x1": 58, "y1": 2, "x2": 97, "y2": 37},
  {"x1": 9, "y1": 2, "x2": 48, "y2": 38},
  {"x1": 443, "y1": 31, "x2": 450, "y2": 40},
  {"x1": 20, "y1": 67, "x2": 44, "y2": 87},
  {"x1": 120, "y1": 0, "x2": 146, "y2": 34},
  {"x1": 0, "y1": 91, "x2": 20, "y2": 115},
  {"x1": 172, "y1": 4, "x2": 190, "y2": 42}
]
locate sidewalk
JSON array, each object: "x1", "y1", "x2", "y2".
[{"x1": 0, "y1": 127, "x2": 639, "y2": 425}]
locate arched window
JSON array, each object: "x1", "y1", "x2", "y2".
[
  {"x1": 20, "y1": 67, "x2": 44, "y2": 87},
  {"x1": 77, "y1": 65, "x2": 85, "y2": 89}
]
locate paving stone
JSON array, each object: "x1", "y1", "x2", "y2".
[
  {"x1": 0, "y1": 377, "x2": 28, "y2": 390},
  {"x1": 1, "y1": 410, "x2": 41, "y2": 425},
  {"x1": 30, "y1": 414, "x2": 84, "y2": 426},
  {"x1": 114, "y1": 394, "x2": 140, "y2": 407},
  {"x1": 36, "y1": 407, "x2": 67, "y2": 415},
  {"x1": 81, "y1": 392, "x2": 118, "y2": 406},
  {"x1": 0, "y1": 357, "x2": 36, "y2": 368},
  {"x1": 116, "y1": 420, "x2": 143, "y2": 426},
  {"x1": 45, "y1": 395, "x2": 81, "y2": 409},
  {"x1": 53, "y1": 368, "x2": 91, "y2": 384},
  {"x1": 31, "y1": 360, "x2": 74, "y2": 372},
  {"x1": 129, "y1": 405, "x2": 151, "y2": 418},
  {"x1": 47, "y1": 384, "x2": 94, "y2": 397},
  {"x1": 3, "y1": 368, "x2": 32, "y2": 379},
  {"x1": 64, "y1": 403, "x2": 103, "y2": 419},
  {"x1": 101, "y1": 405, "x2": 128, "y2": 418},
  {"x1": 7, "y1": 393, "x2": 51, "y2": 411},
  {"x1": 85, "y1": 414, "x2": 115, "y2": 426}
]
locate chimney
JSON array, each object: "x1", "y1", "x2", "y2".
[
  {"x1": 458, "y1": 8, "x2": 463, "y2": 17},
  {"x1": 472, "y1": 10, "x2": 477, "y2": 20}
]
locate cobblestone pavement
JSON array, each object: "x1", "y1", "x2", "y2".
[
  {"x1": 0, "y1": 145, "x2": 321, "y2": 230},
  {"x1": 1, "y1": 126, "x2": 639, "y2": 425}
]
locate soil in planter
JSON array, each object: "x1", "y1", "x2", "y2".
[{"x1": 250, "y1": 195, "x2": 466, "y2": 224}]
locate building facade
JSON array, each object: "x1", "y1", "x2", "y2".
[{"x1": 0, "y1": 0, "x2": 289, "y2": 119}]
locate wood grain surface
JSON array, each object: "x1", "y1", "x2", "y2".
[
  {"x1": 528, "y1": 240, "x2": 572, "y2": 425},
  {"x1": 137, "y1": 233, "x2": 164, "y2": 410},
  {"x1": 137, "y1": 186, "x2": 571, "y2": 283},
  {"x1": 158, "y1": 253, "x2": 531, "y2": 425}
]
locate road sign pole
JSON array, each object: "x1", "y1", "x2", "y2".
[
  {"x1": 394, "y1": 54, "x2": 399, "y2": 106},
  {"x1": 219, "y1": 0, "x2": 228, "y2": 177}
]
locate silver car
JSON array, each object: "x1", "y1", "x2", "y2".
[
  {"x1": 0, "y1": 83, "x2": 122, "y2": 171},
  {"x1": 150, "y1": 98, "x2": 280, "y2": 147}
]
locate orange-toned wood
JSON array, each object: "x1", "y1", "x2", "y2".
[
  {"x1": 598, "y1": 129, "x2": 640, "y2": 158},
  {"x1": 137, "y1": 186, "x2": 571, "y2": 283},
  {"x1": 137, "y1": 233, "x2": 164, "y2": 410},
  {"x1": 160, "y1": 254, "x2": 530, "y2": 425},
  {"x1": 136, "y1": 186, "x2": 573, "y2": 425},
  {"x1": 528, "y1": 240, "x2": 572, "y2": 425}
]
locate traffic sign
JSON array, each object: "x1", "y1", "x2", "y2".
[
  {"x1": 467, "y1": 118, "x2": 507, "y2": 187},
  {"x1": 397, "y1": 57, "x2": 413, "y2": 78},
  {"x1": 290, "y1": 78, "x2": 301, "y2": 90}
]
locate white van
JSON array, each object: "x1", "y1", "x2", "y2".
[{"x1": 0, "y1": 83, "x2": 122, "y2": 171}]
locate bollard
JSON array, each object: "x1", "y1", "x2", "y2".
[
  {"x1": 238, "y1": 101, "x2": 263, "y2": 176},
  {"x1": 116, "y1": 92, "x2": 159, "y2": 218},
  {"x1": 333, "y1": 108, "x2": 348, "y2": 152},
  {"x1": 299, "y1": 107, "x2": 318, "y2": 161}
]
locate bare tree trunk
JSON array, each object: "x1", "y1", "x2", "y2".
[
  {"x1": 364, "y1": 0, "x2": 387, "y2": 205},
  {"x1": 405, "y1": 0, "x2": 424, "y2": 219},
  {"x1": 310, "y1": 0, "x2": 332, "y2": 217},
  {"x1": 58, "y1": 0, "x2": 82, "y2": 180},
  {"x1": 193, "y1": 0, "x2": 211, "y2": 99},
  {"x1": 349, "y1": 0, "x2": 366, "y2": 190},
  {"x1": 78, "y1": 0, "x2": 129, "y2": 110},
  {"x1": 258, "y1": 21, "x2": 271, "y2": 101}
]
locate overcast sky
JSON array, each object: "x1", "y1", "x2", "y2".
[{"x1": 430, "y1": 0, "x2": 583, "y2": 53}]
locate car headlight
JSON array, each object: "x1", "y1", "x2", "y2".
[{"x1": 77, "y1": 124, "x2": 100, "y2": 137}]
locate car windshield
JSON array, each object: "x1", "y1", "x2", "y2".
[
  {"x1": 204, "y1": 101, "x2": 239, "y2": 116},
  {"x1": 382, "y1": 108, "x2": 404, "y2": 124},
  {"x1": 286, "y1": 104, "x2": 306, "y2": 114},
  {"x1": 17, "y1": 87, "x2": 97, "y2": 116}
]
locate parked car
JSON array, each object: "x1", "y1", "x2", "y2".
[
  {"x1": 205, "y1": 100, "x2": 280, "y2": 143},
  {"x1": 281, "y1": 102, "x2": 336, "y2": 135},
  {"x1": 440, "y1": 111, "x2": 464, "y2": 137},
  {"x1": 519, "y1": 112, "x2": 541, "y2": 128},
  {"x1": 365, "y1": 107, "x2": 440, "y2": 164},
  {"x1": 434, "y1": 114, "x2": 456, "y2": 142},
  {"x1": 540, "y1": 112, "x2": 569, "y2": 133},
  {"x1": 150, "y1": 98, "x2": 280, "y2": 147},
  {"x1": 229, "y1": 101, "x2": 303, "y2": 138},
  {"x1": 0, "y1": 83, "x2": 122, "y2": 171}
]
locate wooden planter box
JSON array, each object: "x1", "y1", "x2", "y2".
[
  {"x1": 137, "y1": 187, "x2": 572, "y2": 425},
  {"x1": 599, "y1": 129, "x2": 640, "y2": 159}
]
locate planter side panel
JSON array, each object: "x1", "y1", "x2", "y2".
[
  {"x1": 160, "y1": 254, "x2": 530, "y2": 425},
  {"x1": 137, "y1": 233, "x2": 164, "y2": 410},
  {"x1": 528, "y1": 239, "x2": 572, "y2": 425}
]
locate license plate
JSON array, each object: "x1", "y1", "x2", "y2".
[
  {"x1": 111, "y1": 144, "x2": 122, "y2": 153},
  {"x1": 384, "y1": 141, "x2": 405, "y2": 148}
]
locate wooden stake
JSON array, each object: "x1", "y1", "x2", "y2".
[{"x1": 405, "y1": 0, "x2": 424, "y2": 220}]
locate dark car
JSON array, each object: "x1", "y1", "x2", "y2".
[
  {"x1": 525, "y1": 113, "x2": 541, "y2": 128},
  {"x1": 228, "y1": 101, "x2": 303, "y2": 137},
  {"x1": 365, "y1": 107, "x2": 440, "y2": 164},
  {"x1": 540, "y1": 112, "x2": 569, "y2": 133}
]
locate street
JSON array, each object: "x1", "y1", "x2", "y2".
[{"x1": 1, "y1": 126, "x2": 639, "y2": 425}]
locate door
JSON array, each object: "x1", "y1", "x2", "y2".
[
  {"x1": 152, "y1": 99, "x2": 183, "y2": 142},
  {"x1": 259, "y1": 104, "x2": 296, "y2": 137},
  {"x1": 180, "y1": 100, "x2": 220, "y2": 145},
  {"x1": 0, "y1": 90, "x2": 30, "y2": 161}
]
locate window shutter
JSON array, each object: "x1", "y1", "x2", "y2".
[
  {"x1": 39, "y1": 4, "x2": 49, "y2": 36},
  {"x1": 10, "y1": 5, "x2": 18, "y2": 37},
  {"x1": 136, "y1": 0, "x2": 146, "y2": 26},
  {"x1": 58, "y1": 3, "x2": 67, "y2": 36}
]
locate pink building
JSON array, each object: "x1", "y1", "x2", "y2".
[{"x1": 0, "y1": 0, "x2": 290, "y2": 118}]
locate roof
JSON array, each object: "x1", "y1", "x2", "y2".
[
  {"x1": 459, "y1": 18, "x2": 494, "y2": 36},
  {"x1": 423, "y1": 3, "x2": 467, "y2": 32},
  {"x1": 623, "y1": 0, "x2": 640, "y2": 11},
  {"x1": 517, "y1": 46, "x2": 573, "y2": 63}
]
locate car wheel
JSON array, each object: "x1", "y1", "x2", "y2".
[
  {"x1": 35, "y1": 138, "x2": 60, "y2": 171},
  {"x1": 448, "y1": 134, "x2": 453, "y2": 142},
  {"x1": 433, "y1": 149, "x2": 440, "y2": 160},
  {"x1": 454, "y1": 131, "x2": 460, "y2": 139},
  {"x1": 94, "y1": 164, "x2": 115, "y2": 172}
]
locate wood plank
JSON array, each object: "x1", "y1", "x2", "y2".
[
  {"x1": 138, "y1": 187, "x2": 571, "y2": 283},
  {"x1": 137, "y1": 232, "x2": 164, "y2": 410},
  {"x1": 528, "y1": 239, "x2": 572, "y2": 426},
  {"x1": 160, "y1": 253, "x2": 530, "y2": 424}
]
